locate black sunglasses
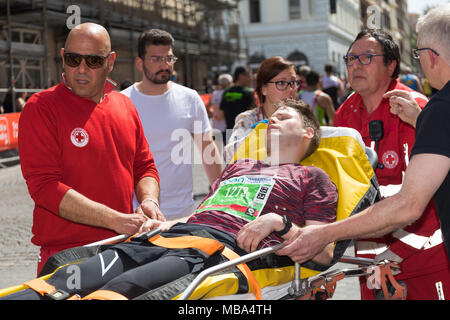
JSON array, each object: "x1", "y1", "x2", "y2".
[{"x1": 63, "y1": 52, "x2": 111, "y2": 69}]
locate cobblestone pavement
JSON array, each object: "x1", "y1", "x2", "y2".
[{"x1": 0, "y1": 155, "x2": 360, "y2": 299}]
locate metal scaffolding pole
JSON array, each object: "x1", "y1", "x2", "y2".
[
  {"x1": 6, "y1": 0, "x2": 16, "y2": 113},
  {"x1": 43, "y1": 0, "x2": 50, "y2": 88}
]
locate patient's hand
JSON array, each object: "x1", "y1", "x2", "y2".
[{"x1": 236, "y1": 213, "x2": 284, "y2": 252}]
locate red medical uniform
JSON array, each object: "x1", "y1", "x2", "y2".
[
  {"x1": 19, "y1": 80, "x2": 159, "y2": 274},
  {"x1": 335, "y1": 79, "x2": 449, "y2": 300}
]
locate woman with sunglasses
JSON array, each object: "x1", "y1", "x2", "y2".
[{"x1": 224, "y1": 56, "x2": 298, "y2": 163}]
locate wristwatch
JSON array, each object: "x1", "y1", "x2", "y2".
[{"x1": 274, "y1": 215, "x2": 292, "y2": 237}]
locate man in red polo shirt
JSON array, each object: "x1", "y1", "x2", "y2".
[
  {"x1": 333, "y1": 29, "x2": 448, "y2": 300},
  {"x1": 19, "y1": 23, "x2": 162, "y2": 275}
]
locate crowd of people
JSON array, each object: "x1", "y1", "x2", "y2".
[{"x1": 1, "y1": 3, "x2": 449, "y2": 301}]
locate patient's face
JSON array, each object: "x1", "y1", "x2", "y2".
[{"x1": 266, "y1": 106, "x2": 307, "y2": 153}]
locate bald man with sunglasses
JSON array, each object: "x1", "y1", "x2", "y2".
[{"x1": 18, "y1": 23, "x2": 162, "y2": 275}]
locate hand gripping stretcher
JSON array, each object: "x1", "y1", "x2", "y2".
[{"x1": 0, "y1": 125, "x2": 406, "y2": 300}]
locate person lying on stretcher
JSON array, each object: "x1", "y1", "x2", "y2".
[{"x1": 2, "y1": 99, "x2": 337, "y2": 300}]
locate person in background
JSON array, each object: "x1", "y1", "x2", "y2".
[
  {"x1": 322, "y1": 63, "x2": 343, "y2": 110},
  {"x1": 399, "y1": 67, "x2": 424, "y2": 93},
  {"x1": 18, "y1": 23, "x2": 161, "y2": 275},
  {"x1": 299, "y1": 70, "x2": 335, "y2": 126},
  {"x1": 297, "y1": 65, "x2": 311, "y2": 92},
  {"x1": 224, "y1": 56, "x2": 298, "y2": 163},
  {"x1": 219, "y1": 66, "x2": 255, "y2": 134}
]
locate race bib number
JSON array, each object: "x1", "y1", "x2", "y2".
[{"x1": 196, "y1": 175, "x2": 275, "y2": 221}]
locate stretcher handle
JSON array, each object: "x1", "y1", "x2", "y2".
[
  {"x1": 179, "y1": 243, "x2": 285, "y2": 300},
  {"x1": 339, "y1": 255, "x2": 375, "y2": 266},
  {"x1": 83, "y1": 228, "x2": 162, "y2": 247},
  {"x1": 339, "y1": 255, "x2": 400, "y2": 270}
]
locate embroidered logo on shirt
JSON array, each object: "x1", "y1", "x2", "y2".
[
  {"x1": 382, "y1": 150, "x2": 399, "y2": 169},
  {"x1": 70, "y1": 128, "x2": 89, "y2": 148}
]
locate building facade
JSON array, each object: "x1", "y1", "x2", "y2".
[
  {"x1": 238, "y1": 0, "x2": 360, "y2": 77},
  {"x1": 0, "y1": 0, "x2": 245, "y2": 111},
  {"x1": 238, "y1": 0, "x2": 412, "y2": 77}
]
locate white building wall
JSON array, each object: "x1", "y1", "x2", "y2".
[{"x1": 239, "y1": 0, "x2": 360, "y2": 77}]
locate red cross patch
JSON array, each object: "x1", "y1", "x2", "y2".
[
  {"x1": 70, "y1": 128, "x2": 89, "y2": 148},
  {"x1": 382, "y1": 150, "x2": 399, "y2": 169}
]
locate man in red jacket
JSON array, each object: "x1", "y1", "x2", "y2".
[
  {"x1": 18, "y1": 23, "x2": 162, "y2": 275},
  {"x1": 332, "y1": 29, "x2": 448, "y2": 300}
]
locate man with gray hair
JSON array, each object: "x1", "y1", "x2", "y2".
[{"x1": 277, "y1": 4, "x2": 450, "y2": 300}]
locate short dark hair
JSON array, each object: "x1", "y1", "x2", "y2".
[
  {"x1": 274, "y1": 98, "x2": 321, "y2": 159},
  {"x1": 324, "y1": 63, "x2": 334, "y2": 73},
  {"x1": 233, "y1": 66, "x2": 250, "y2": 82},
  {"x1": 349, "y1": 29, "x2": 400, "y2": 79},
  {"x1": 255, "y1": 56, "x2": 295, "y2": 104},
  {"x1": 138, "y1": 29, "x2": 175, "y2": 58},
  {"x1": 305, "y1": 70, "x2": 320, "y2": 87}
]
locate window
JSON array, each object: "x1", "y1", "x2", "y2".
[
  {"x1": 330, "y1": 0, "x2": 337, "y2": 14},
  {"x1": 382, "y1": 10, "x2": 391, "y2": 29},
  {"x1": 308, "y1": 0, "x2": 314, "y2": 16},
  {"x1": 289, "y1": 0, "x2": 301, "y2": 20},
  {"x1": 249, "y1": 0, "x2": 261, "y2": 23}
]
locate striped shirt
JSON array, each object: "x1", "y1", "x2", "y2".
[{"x1": 188, "y1": 159, "x2": 337, "y2": 249}]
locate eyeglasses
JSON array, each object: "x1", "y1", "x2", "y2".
[
  {"x1": 146, "y1": 56, "x2": 178, "y2": 64},
  {"x1": 267, "y1": 80, "x2": 300, "y2": 91},
  {"x1": 412, "y1": 48, "x2": 440, "y2": 60},
  {"x1": 343, "y1": 53, "x2": 384, "y2": 66},
  {"x1": 63, "y1": 52, "x2": 111, "y2": 69}
]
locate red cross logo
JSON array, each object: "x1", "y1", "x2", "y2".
[
  {"x1": 382, "y1": 150, "x2": 398, "y2": 169},
  {"x1": 70, "y1": 128, "x2": 89, "y2": 148},
  {"x1": 74, "y1": 132, "x2": 85, "y2": 143}
]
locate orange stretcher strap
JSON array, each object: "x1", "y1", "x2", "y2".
[
  {"x1": 149, "y1": 234, "x2": 225, "y2": 256},
  {"x1": 82, "y1": 290, "x2": 128, "y2": 300},
  {"x1": 23, "y1": 278, "x2": 56, "y2": 296},
  {"x1": 221, "y1": 247, "x2": 262, "y2": 300},
  {"x1": 149, "y1": 234, "x2": 262, "y2": 300}
]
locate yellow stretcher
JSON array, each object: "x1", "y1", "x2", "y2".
[
  {"x1": 0, "y1": 125, "x2": 405, "y2": 300},
  {"x1": 136, "y1": 124, "x2": 391, "y2": 300}
]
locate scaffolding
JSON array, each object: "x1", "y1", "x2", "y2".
[{"x1": 0, "y1": 0, "x2": 247, "y2": 112}]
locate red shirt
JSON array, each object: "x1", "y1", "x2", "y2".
[
  {"x1": 19, "y1": 82, "x2": 159, "y2": 250},
  {"x1": 188, "y1": 159, "x2": 337, "y2": 250},
  {"x1": 334, "y1": 80, "x2": 428, "y2": 186}
]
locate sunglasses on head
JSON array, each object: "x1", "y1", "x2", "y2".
[{"x1": 63, "y1": 52, "x2": 111, "y2": 69}]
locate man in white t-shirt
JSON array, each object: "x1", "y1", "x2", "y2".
[{"x1": 121, "y1": 29, "x2": 223, "y2": 220}]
